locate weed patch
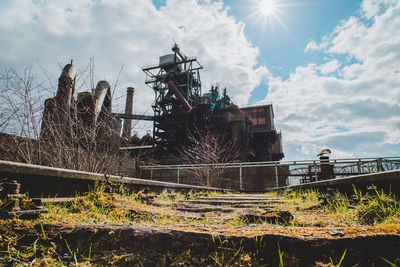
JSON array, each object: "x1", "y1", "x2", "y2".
[{"x1": 357, "y1": 190, "x2": 400, "y2": 225}]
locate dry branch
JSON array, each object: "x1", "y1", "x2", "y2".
[{"x1": 178, "y1": 129, "x2": 240, "y2": 186}]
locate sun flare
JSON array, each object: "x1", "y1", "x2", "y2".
[
  {"x1": 248, "y1": 0, "x2": 287, "y2": 32},
  {"x1": 246, "y1": 0, "x2": 291, "y2": 35},
  {"x1": 258, "y1": 0, "x2": 278, "y2": 16}
]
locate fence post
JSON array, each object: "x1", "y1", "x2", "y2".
[
  {"x1": 206, "y1": 168, "x2": 210, "y2": 187},
  {"x1": 150, "y1": 168, "x2": 153, "y2": 180},
  {"x1": 275, "y1": 163, "x2": 279, "y2": 187},
  {"x1": 314, "y1": 161, "x2": 318, "y2": 181},
  {"x1": 377, "y1": 158, "x2": 383, "y2": 172},
  {"x1": 357, "y1": 159, "x2": 361, "y2": 174},
  {"x1": 177, "y1": 167, "x2": 180, "y2": 184},
  {"x1": 239, "y1": 164, "x2": 243, "y2": 191}
]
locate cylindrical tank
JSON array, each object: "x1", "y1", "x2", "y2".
[
  {"x1": 129, "y1": 132, "x2": 141, "y2": 146},
  {"x1": 141, "y1": 132, "x2": 153, "y2": 145}
]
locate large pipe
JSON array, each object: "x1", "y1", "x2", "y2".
[
  {"x1": 56, "y1": 61, "x2": 76, "y2": 101},
  {"x1": 115, "y1": 113, "x2": 154, "y2": 121},
  {"x1": 122, "y1": 87, "x2": 134, "y2": 138},
  {"x1": 55, "y1": 61, "x2": 76, "y2": 130},
  {"x1": 93, "y1": 80, "x2": 111, "y2": 126},
  {"x1": 167, "y1": 80, "x2": 191, "y2": 112}
]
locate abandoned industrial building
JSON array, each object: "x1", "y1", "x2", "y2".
[
  {"x1": 2, "y1": 1, "x2": 400, "y2": 265},
  {"x1": 1, "y1": 43, "x2": 400, "y2": 267},
  {"x1": 40, "y1": 44, "x2": 284, "y2": 167}
]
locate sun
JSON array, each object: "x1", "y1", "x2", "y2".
[
  {"x1": 258, "y1": 0, "x2": 278, "y2": 16},
  {"x1": 246, "y1": 0, "x2": 291, "y2": 34}
]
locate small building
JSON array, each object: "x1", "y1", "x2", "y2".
[{"x1": 240, "y1": 104, "x2": 284, "y2": 161}]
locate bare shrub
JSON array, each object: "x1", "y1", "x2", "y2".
[
  {"x1": 0, "y1": 65, "x2": 121, "y2": 174},
  {"x1": 178, "y1": 130, "x2": 240, "y2": 186}
]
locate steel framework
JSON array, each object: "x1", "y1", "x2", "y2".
[{"x1": 143, "y1": 44, "x2": 203, "y2": 161}]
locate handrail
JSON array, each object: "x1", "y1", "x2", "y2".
[{"x1": 140, "y1": 156, "x2": 400, "y2": 170}]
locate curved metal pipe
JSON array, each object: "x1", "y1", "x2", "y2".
[
  {"x1": 167, "y1": 80, "x2": 192, "y2": 112},
  {"x1": 93, "y1": 80, "x2": 111, "y2": 125}
]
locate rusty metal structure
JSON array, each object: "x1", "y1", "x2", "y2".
[
  {"x1": 41, "y1": 61, "x2": 77, "y2": 138},
  {"x1": 241, "y1": 105, "x2": 284, "y2": 161},
  {"x1": 40, "y1": 61, "x2": 121, "y2": 151},
  {"x1": 40, "y1": 47, "x2": 283, "y2": 164},
  {"x1": 142, "y1": 44, "x2": 202, "y2": 162},
  {"x1": 142, "y1": 44, "x2": 284, "y2": 163}
]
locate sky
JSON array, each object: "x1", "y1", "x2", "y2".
[{"x1": 0, "y1": 0, "x2": 399, "y2": 161}]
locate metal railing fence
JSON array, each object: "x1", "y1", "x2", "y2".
[{"x1": 139, "y1": 157, "x2": 400, "y2": 190}]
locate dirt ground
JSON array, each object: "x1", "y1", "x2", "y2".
[{"x1": 1, "y1": 189, "x2": 399, "y2": 266}]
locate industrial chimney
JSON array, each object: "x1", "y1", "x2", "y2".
[{"x1": 122, "y1": 87, "x2": 134, "y2": 138}]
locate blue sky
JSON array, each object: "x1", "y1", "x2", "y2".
[
  {"x1": 218, "y1": 0, "x2": 361, "y2": 72},
  {"x1": 231, "y1": 0, "x2": 363, "y2": 104},
  {"x1": 0, "y1": 0, "x2": 399, "y2": 161},
  {"x1": 234, "y1": 0, "x2": 363, "y2": 103},
  {"x1": 153, "y1": 0, "x2": 362, "y2": 75}
]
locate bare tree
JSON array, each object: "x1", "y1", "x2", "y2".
[
  {"x1": 0, "y1": 64, "x2": 122, "y2": 174},
  {"x1": 178, "y1": 129, "x2": 241, "y2": 186},
  {"x1": 0, "y1": 67, "x2": 51, "y2": 164}
]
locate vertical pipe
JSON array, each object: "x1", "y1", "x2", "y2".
[
  {"x1": 275, "y1": 164, "x2": 279, "y2": 187},
  {"x1": 122, "y1": 87, "x2": 134, "y2": 138},
  {"x1": 239, "y1": 164, "x2": 243, "y2": 191},
  {"x1": 56, "y1": 62, "x2": 76, "y2": 132}
]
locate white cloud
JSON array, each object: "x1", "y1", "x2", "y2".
[
  {"x1": 0, "y1": 0, "x2": 267, "y2": 125},
  {"x1": 266, "y1": 0, "x2": 400, "y2": 160},
  {"x1": 319, "y1": 59, "x2": 341, "y2": 75},
  {"x1": 361, "y1": 0, "x2": 398, "y2": 19},
  {"x1": 304, "y1": 41, "x2": 315, "y2": 53},
  {"x1": 1, "y1": 0, "x2": 399, "y2": 161}
]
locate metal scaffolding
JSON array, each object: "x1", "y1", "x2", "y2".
[{"x1": 143, "y1": 44, "x2": 203, "y2": 161}]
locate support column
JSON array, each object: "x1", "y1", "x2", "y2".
[
  {"x1": 314, "y1": 161, "x2": 318, "y2": 181},
  {"x1": 122, "y1": 87, "x2": 134, "y2": 138},
  {"x1": 206, "y1": 169, "x2": 210, "y2": 187},
  {"x1": 239, "y1": 164, "x2": 243, "y2": 191},
  {"x1": 275, "y1": 164, "x2": 279, "y2": 187}
]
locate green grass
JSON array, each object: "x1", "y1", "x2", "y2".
[
  {"x1": 329, "y1": 249, "x2": 347, "y2": 267},
  {"x1": 282, "y1": 187, "x2": 400, "y2": 227},
  {"x1": 323, "y1": 191, "x2": 351, "y2": 214},
  {"x1": 357, "y1": 189, "x2": 400, "y2": 225},
  {"x1": 1, "y1": 184, "x2": 400, "y2": 266}
]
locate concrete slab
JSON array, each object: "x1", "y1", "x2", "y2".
[{"x1": 0, "y1": 160, "x2": 227, "y2": 196}]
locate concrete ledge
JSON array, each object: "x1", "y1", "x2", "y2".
[
  {"x1": 0, "y1": 160, "x2": 227, "y2": 192},
  {"x1": 270, "y1": 170, "x2": 400, "y2": 192}
]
